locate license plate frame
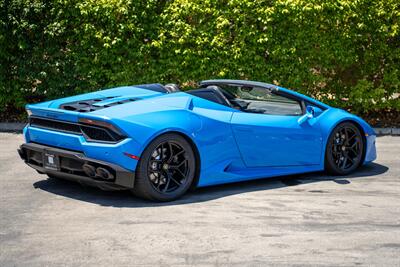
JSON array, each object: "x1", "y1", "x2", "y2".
[{"x1": 43, "y1": 151, "x2": 59, "y2": 171}]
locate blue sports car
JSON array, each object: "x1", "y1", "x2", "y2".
[{"x1": 18, "y1": 79, "x2": 377, "y2": 201}]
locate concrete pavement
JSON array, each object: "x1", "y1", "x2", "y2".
[{"x1": 0, "y1": 133, "x2": 399, "y2": 266}]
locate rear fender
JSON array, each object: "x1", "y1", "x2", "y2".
[{"x1": 115, "y1": 110, "x2": 202, "y2": 158}]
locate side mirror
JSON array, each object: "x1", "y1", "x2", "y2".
[
  {"x1": 297, "y1": 106, "x2": 315, "y2": 124},
  {"x1": 306, "y1": 105, "x2": 315, "y2": 117}
]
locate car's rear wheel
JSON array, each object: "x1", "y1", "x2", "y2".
[
  {"x1": 325, "y1": 122, "x2": 364, "y2": 175},
  {"x1": 132, "y1": 133, "x2": 196, "y2": 201}
]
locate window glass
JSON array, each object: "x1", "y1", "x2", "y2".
[{"x1": 224, "y1": 86, "x2": 303, "y2": 116}]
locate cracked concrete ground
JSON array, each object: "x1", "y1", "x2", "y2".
[{"x1": 0, "y1": 133, "x2": 399, "y2": 266}]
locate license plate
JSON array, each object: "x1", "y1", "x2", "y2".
[{"x1": 43, "y1": 152, "x2": 59, "y2": 170}]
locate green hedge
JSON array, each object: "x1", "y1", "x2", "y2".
[{"x1": 1, "y1": 0, "x2": 399, "y2": 119}]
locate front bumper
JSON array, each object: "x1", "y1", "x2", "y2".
[
  {"x1": 18, "y1": 143, "x2": 135, "y2": 189},
  {"x1": 364, "y1": 134, "x2": 377, "y2": 164}
]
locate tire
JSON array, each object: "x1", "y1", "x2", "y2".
[
  {"x1": 325, "y1": 122, "x2": 364, "y2": 175},
  {"x1": 132, "y1": 133, "x2": 196, "y2": 201}
]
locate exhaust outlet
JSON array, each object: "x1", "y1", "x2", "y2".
[
  {"x1": 82, "y1": 164, "x2": 96, "y2": 177},
  {"x1": 96, "y1": 167, "x2": 114, "y2": 180}
]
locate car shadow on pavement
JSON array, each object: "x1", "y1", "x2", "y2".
[{"x1": 32, "y1": 162, "x2": 388, "y2": 208}]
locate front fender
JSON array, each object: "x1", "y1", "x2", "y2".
[{"x1": 317, "y1": 108, "x2": 376, "y2": 165}]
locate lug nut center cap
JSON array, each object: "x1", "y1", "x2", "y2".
[{"x1": 162, "y1": 163, "x2": 169, "y2": 170}]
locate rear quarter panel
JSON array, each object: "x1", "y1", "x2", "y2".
[{"x1": 108, "y1": 95, "x2": 243, "y2": 186}]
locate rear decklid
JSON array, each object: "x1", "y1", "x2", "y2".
[{"x1": 27, "y1": 85, "x2": 165, "y2": 123}]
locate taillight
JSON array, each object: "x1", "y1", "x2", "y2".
[
  {"x1": 78, "y1": 118, "x2": 125, "y2": 142},
  {"x1": 78, "y1": 118, "x2": 119, "y2": 132}
]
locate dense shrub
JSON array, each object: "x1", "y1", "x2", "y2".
[{"x1": 1, "y1": 0, "x2": 399, "y2": 120}]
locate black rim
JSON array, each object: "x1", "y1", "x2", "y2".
[
  {"x1": 331, "y1": 126, "x2": 362, "y2": 170},
  {"x1": 147, "y1": 141, "x2": 189, "y2": 193}
]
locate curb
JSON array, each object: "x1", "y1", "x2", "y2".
[
  {"x1": 0, "y1": 123, "x2": 27, "y2": 132},
  {"x1": 0, "y1": 122, "x2": 399, "y2": 136},
  {"x1": 373, "y1": 128, "x2": 400, "y2": 136}
]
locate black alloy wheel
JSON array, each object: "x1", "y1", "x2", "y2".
[
  {"x1": 325, "y1": 122, "x2": 364, "y2": 175},
  {"x1": 148, "y1": 141, "x2": 189, "y2": 193},
  {"x1": 132, "y1": 133, "x2": 196, "y2": 201}
]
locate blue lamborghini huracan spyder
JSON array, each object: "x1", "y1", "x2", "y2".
[{"x1": 18, "y1": 80, "x2": 376, "y2": 201}]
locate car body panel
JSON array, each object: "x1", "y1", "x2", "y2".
[
  {"x1": 22, "y1": 80, "x2": 377, "y2": 189},
  {"x1": 231, "y1": 112, "x2": 323, "y2": 167}
]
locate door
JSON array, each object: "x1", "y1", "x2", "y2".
[{"x1": 229, "y1": 87, "x2": 322, "y2": 167}]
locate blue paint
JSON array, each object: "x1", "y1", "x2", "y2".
[{"x1": 24, "y1": 82, "x2": 377, "y2": 188}]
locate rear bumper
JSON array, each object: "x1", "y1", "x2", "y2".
[
  {"x1": 23, "y1": 125, "x2": 141, "y2": 172},
  {"x1": 18, "y1": 143, "x2": 135, "y2": 189}
]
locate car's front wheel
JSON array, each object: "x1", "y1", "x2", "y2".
[
  {"x1": 132, "y1": 133, "x2": 196, "y2": 201},
  {"x1": 325, "y1": 122, "x2": 364, "y2": 175}
]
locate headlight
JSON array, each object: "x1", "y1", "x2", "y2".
[{"x1": 26, "y1": 109, "x2": 32, "y2": 117}]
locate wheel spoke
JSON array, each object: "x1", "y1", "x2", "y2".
[
  {"x1": 341, "y1": 157, "x2": 348, "y2": 169},
  {"x1": 168, "y1": 149, "x2": 185, "y2": 163},
  {"x1": 349, "y1": 145, "x2": 358, "y2": 155},
  {"x1": 169, "y1": 174, "x2": 181, "y2": 186},
  {"x1": 348, "y1": 133, "x2": 356, "y2": 141},
  {"x1": 175, "y1": 168, "x2": 186, "y2": 178},
  {"x1": 344, "y1": 128, "x2": 349, "y2": 145},
  {"x1": 170, "y1": 160, "x2": 187, "y2": 169},
  {"x1": 167, "y1": 142, "x2": 174, "y2": 162},
  {"x1": 160, "y1": 143, "x2": 165, "y2": 160},
  {"x1": 175, "y1": 149, "x2": 185, "y2": 157},
  {"x1": 162, "y1": 172, "x2": 171, "y2": 192},
  {"x1": 347, "y1": 156, "x2": 354, "y2": 163},
  {"x1": 156, "y1": 175, "x2": 162, "y2": 189}
]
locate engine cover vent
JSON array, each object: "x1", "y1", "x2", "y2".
[{"x1": 59, "y1": 97, "x2": 137, "y2": 112}]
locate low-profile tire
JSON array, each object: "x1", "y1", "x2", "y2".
[
  {"x1": 325, "y1": 122, "x2": 364, "y2": 175},
  {"x1": 132, "y1": 133, "x2": 196, "y2": 201}
]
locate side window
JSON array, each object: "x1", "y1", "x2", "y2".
[{"x1": 232, "y1": 87, "x2": 303, "y2": 116}]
